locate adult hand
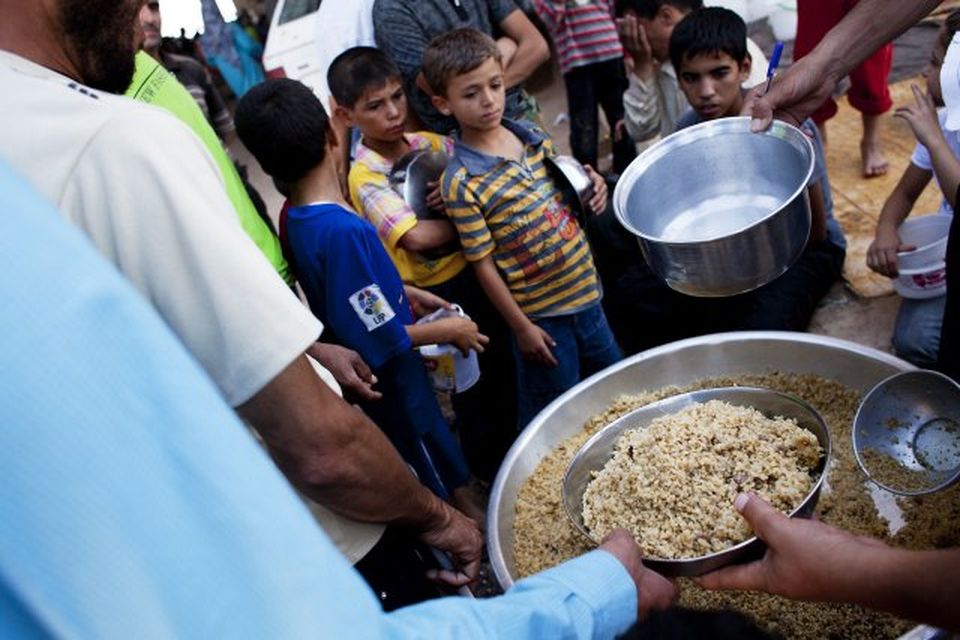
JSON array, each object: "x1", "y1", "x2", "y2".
[
  {"x1": 584, "y1": 164, "x2": 608, "y2": 215},
  {"x1": 599, "y1": 529, "x2": 678, "y2": 618},
  {"x1": 696, "y1": 493, "x2": 888, "y2": 602},
  {"x1": 742, "y1": 54, "x2": 840, "y2": 132},
  {"x1": 866, "y1": 222, "x2": 913, "y2": 277},
  {"x1": 895, "y1": 84, "x2": 944, "y2": 150},
  {"x1": 516, "y1": 322, "x2": 558, "y2": 367},
  {"x1": 306, "y1": 343, "x2": 382, "y2": 402},
  {"x1": 404, "y1": 285, "x2": 454, "y2": 318},
  {"x1": 419, "y1": 502, "x2": 484, "y2": 587},
  {"x1": 616, "y1": 15, "x2": 654, "y2": 79}
]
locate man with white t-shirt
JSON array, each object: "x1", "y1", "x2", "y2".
[{"x1": 0, "y1": 0, "x2": 481, "y2": 587}]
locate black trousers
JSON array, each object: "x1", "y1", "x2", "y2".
[
  {"x1": 564, "y1": 57, "x2": 637, "y2": 175},
  {"x1": 586, "y1": 211, "x2": 846, "y2": 355},
  {"x1": 425, "y1": 267, "x2": 519, "y2": 483}
]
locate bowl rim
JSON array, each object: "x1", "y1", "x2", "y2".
[
  {"x1": 852, "y1": 370, "x2": 960, "y2": 496},
  {"x1": 560, "y1": 385, "x2": 832, "y2": 565},
  {"x1": 612, "y1": 116, "x2": 816, "y2": 246},
  {"x1": 896, "y1": 261, "x2": 948, "y2": 277}
]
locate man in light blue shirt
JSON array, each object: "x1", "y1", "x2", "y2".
[{"x1": 0, "y1": 158, "x2": 676, "y2": 637}]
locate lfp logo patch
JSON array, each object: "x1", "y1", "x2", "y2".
[{"x1": 349, "y1": 284, "x2": 396, "y2": 332}]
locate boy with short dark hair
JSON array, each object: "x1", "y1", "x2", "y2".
[
  {"x1": 425, "y1": 28, "x2": 621, "y2": 427},
  {"x1": 615, "y1": 0, "x2": 767, "y2": 141},
  {"x1": 235, "y1": 78, "x2": 485, "y2": 513},
  {"x1": 634, "y1": 7, "x2": 844, "y2": 341},
  {"x1": 328, "y1": 46, "x2": 519, "y2": 481}
]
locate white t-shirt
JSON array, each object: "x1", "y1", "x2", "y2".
[
  {"x1": 0, "y1": 50, "x2": 321, "y2": 407},
  {"x1": 910, "y1": 108, "x2": 960, "y2": 218}
]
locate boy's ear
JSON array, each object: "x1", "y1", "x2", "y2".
[
  {"x1": 658, "y1": 3, "x2": 680, "y2": 25},
  {"x1": 739, "y1": 53, "x2": 752, "y2": 84},
  {"x1": 330, "y1": 98, "x2": 357, "y2": 128},
  {"x1": 326, "y1": 121, "x2": 342, "y2": 153},
  {"x1": 432, "y1": 93, "x2": 453, "y2": 117}
]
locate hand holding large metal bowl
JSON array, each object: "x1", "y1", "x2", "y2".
[{"x1": 613, "y1": 117, "x2": 815, "y2": 297}]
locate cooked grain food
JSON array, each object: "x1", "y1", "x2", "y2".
[
  {"x1": 513, "y1": 373, "x2": 960, "y2": 639},
  {"x1": 581, "y1": 400, "x2": 820, "y2": 557}
]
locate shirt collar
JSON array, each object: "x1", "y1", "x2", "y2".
[
  {"x1": 354, "y1": 132, "x2": 435, "y2": 173},
  {"x1": 452, "y1": 118, "x2": 546, "y2": 176}
]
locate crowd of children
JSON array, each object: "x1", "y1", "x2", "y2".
[{"x1": 229, "y1": 0, "x2": 956, "y2": 597}]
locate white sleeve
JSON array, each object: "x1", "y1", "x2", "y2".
[
  {"x1": 623, "y1": 72, "x2": 662, "y2": 142},
  {"x1": 61, "y1": 107, "x2": 321, "y2": 406}
]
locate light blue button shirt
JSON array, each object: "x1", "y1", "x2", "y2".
[{"x1": 0, "y1": 157, "x2": 637, "y2": 639}]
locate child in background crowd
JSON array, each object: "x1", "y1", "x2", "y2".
[
  {"x1": 530, "y1": 0, "x2": 636, "y2": 174},
  {"x1": 425, "y1": 28, "x2": 621, "y2": 427},
  {"x1": 615, "y1": 0, "x2": 767, "y2": 142},
  {"x1": 609, "y1": 7, "x2": 844, "y2": 353},
  {"x1": 867, "y1": 12, "x2": 960, "y2": 367},
  {"x1": 235, "y1": 78, "x2": 486, "y2": 520},
  {"x1": 328, "y1": 46, "x2": 519, "y2": 482}
]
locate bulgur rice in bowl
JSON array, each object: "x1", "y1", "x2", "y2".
[{"x1": 561, "y1": 386, "x2": 830, "y2": 576}]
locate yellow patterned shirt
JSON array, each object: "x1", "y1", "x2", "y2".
[{"x1": 348, "y1": 132, "x2": 466, "y2": 287}]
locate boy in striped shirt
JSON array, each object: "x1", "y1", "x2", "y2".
[
  {"x1": 426, "y1": 28, "x2": 623, "y2": 426},
  {"x1": 532, "y1": 0, "x2": 636, "y2": 174}
]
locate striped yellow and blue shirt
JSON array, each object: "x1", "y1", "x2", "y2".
[{"x1": 442, "y1": 119, "x2": 600, "y2": 319}]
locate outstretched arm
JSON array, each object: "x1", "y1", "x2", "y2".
[
  {"x1": 239, "y1": 355, "x2": 483, "y2": 586},
  {"x1": 697, "y1": 493, "x2": 960, "y2": 631},
  {"x1": 867, "y1": 164, "x2": 931, "y2": 277}
]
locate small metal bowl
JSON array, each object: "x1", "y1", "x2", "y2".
[
  {"x1": 544, "y1": 154, "x2": 594, "y2": 225},
  {"x1": 853, "y1": 370, "x2": 960, "y2": 495},
  {"x1": 388, "y1": 149, "x2": 449, "y2": 220},
  {"x1": 562, "y1": 386, "x2": 830, "y2": 577}
]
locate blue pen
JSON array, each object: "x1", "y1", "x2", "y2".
[{"x1": 764, "y1": 41, "x2": 785, "y2": 96}]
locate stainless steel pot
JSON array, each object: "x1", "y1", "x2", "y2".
[
  {"x1": 487, "y1": 331, "x2": 914, "y2": 589},
  {"x1": 613, "y1": 117, "x2": 815, "y2": 297}
]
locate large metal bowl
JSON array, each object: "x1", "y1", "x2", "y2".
[
  {"x1": 613, "y1": 117, "x2": 814, "y2": 297},
  {"x1": 487, "y1": 331, "x2": 914, "y2": 589},
  {"x1": 561, "y1": 386, "x2": 831, "y2": 577}
]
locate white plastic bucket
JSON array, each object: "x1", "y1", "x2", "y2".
[
  {"x1": 416, "y1": 305, "x2": 481, "y2": 393},
  {"x1": 897, "y1": 214, "x2": 952, "y2": 271},
  {"x1": 894, "y1": 261, "x2": 947, "y2": 299}
]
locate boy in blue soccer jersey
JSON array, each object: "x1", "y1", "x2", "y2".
[
  {"x1": 424, "y1": 28, "x2": 622, "y2": 427},
  {"x1": 235, "y1": 78, "x2": 486, "y2": 518}
]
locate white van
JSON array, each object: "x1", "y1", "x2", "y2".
[{"x1": 262, "y1": 0, "x2": 375, "y2": 107}]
